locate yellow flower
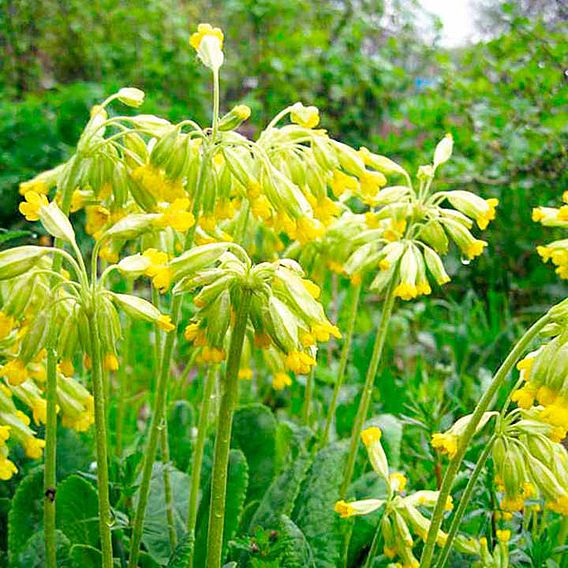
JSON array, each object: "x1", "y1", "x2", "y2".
[
  {"x1": 496, "y1": 529, "x2": 511, "y2": 543},
  {"x1": 238, "y1": 368, "x2": 253, "y2": 380},
  {"x1": 511, "y1": 382, "x2": 537, "y2": 409},
  {"x1": 272, "y1": 372, "x2": 292, "y2": 390},
  {"x1": 0, "y1": 312, "x2": 16, "y2": 340},
  {"x1": 58, "y1": 359, "x2": 75, "y2": 378},
  {"x1": 189, "y1": 23, "x2": 224, "y2": 51},
  {"x1": 285, "y1": 351, "x2": 316, "y2": 374},
  {"x1": 85, "y1": 205, "x2": 111, "y2": 237},
  {"x1": 24, "y1": 437, "x2": 46, "y2": 459},
  {"x1": 157, "y1": 315, "x2": 175, "y2": 332},
  {"x1": 547, "y1": 495, "x2": 568, "y2": 515},
  {"x1": 389, "y1": 472, "x2": 408, "y2": 492},
  {"x1": 143, "y1": 249, "x2": 172, "y2": 293},
  {"x1": 32, "y1": 399, "x2": 47, "y2": 425},
  {"x1": 476, "y1": 198, "x2": 499, "y2": 230},
  {"x1": 359, "y1": 170, "x2": 387, "y2": 199},
  {"x1": 500, "y1": 495, "x2": 524, "y2": 512},
  {"x1": 0, "y1": 457, "x2": 17, "y2": 480},
  {"x1": 431, "y1": 432, "x2": 458, "y2": 458},
  {"x1": 334, "y1": 500, "x2": 356, "y2": 518},
  {"x1": 202, "y1": 346, "x2": 226, "y2": 363},
  {"x1": 301, "y1": 279, "x2": 321, "y2": 299},
  {"x1": 536, "y1": 386, "x2": 558, "y2": 406},
  {"x1": 251, "y1": 196, "x2": 272, "y2": 220},
  {"x1": 103, "y1": 353, "x2": 119, "y2": 372},
  {"x1": 2, "y1": 359, "x2": 27, "y2": 386},
  {"x1": 361, "y1": 426, "x2": 382, "y2": 446},
  {"x1": 0, "y1": 425, "x2": 11, "y2": 445},
  {"x1": 311, "y1": 322, "x2": 341, "y2": 342},
  {"x1": 156, "y1": 198, "x2": 195, "y2": 232},
  {"x1": 394, "y1": 283, "x2": 419, "y2": 301},
  {"x1": 290, "y1": 102, "x2": 320, "y2": 129},
  {"x1": 296, "y1": 217, "x2": 325, "y2": 244},
  {"x1": 330, "y1": 169, "x2": 359, "y2": 198},
  {"x1": 19, "y1": 191, "x2": 49, "y2": 221},
  {"x1": 465, "y1": 239, "x2": 487, "y2": 260},
  {"x1": 19, "y1": 179, "x2": 49, "y2": 196}
]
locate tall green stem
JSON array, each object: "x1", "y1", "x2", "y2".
[
  {"x1": 152, "y1": 286, "x2": 177, "y2": 552},
  {"x1": 340, "y1": 277, "x2": 397, "y2": 497},
  {"x1": 437, "y1": 435, "x2": 496, "y2": 568},
  {"x1": 89, "y1": 313, "x2": 114, "y2": 567},
  {"x1": 206, "y1": 290, "x2": 252, "y2": 568},
  {"x1": 321, "y1": 282, "x2": 362, "y2": 447},
  {"x1": 187, "y1": 365, "x2": 218, "y2": 568},
  {"x1": 420, "y1": 314, "x2": 550, "y2": 568},
  {"x1": 44, "y1": 155, "x2": 80, "y2": 568}
]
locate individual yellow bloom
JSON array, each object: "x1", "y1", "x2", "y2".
[
  {"x1": 2, "y1": 359, "x2": 27, "y2": 386},
  {"x1": 313, "y1": 197, "x2": 340, "y2": 226},
  {"x1": 334, "y1": 500, "x2": 355, "y2": 518},
  {"x1": 296, "y1": 216, "x2": 325, "y2": 244},
  {"x1": 384, "y1": 219, "x2": 407, "y2": 242},
  {"x1": 359, "y1": 170, "x2": 387, "y2": 199},
  {"x1": 522, "y1": 482, "x2": 536, "y2": 500},
  {"x1": 330, "y1": 169, "x2": 359, "y2": 197},
  {"x1": 156, "y1": 198, "x2": 195, "y2": 232},
  {"x1": 103, "y1": 353, "x2": 119, "y2": 372},
  {"x1": 199, "y1": 215, "x2": 217, "y2": 233},
  {"x1": 540, "y1": 402, "x2": 568, "y2": 428},
  {"x1": 184, "y1": 323, "x2": 200, "y2": 342},
  {"x1": 58, "y1": 359, "x2": 75, "y2": 377},
  {"x1": 537, "y1": 386, "x2": 558, "y2": 406},
  {"x1": 238, "y1": 368, "x2": 253, "y2": 380},
  {"x1": 0, "y1": 457, "x2": 18, "y2": 480},
  {"x1": 361, "y1": 426, "x2": 382, "y2": 446},
  {"x1": 496, "y1": 529, "x2": 511, "y2": 543},
  {"x1": 290, "y1": 102, "x2": 319, "y2": 129},
  {"x1": 157, "y1": 315, "x2": 175, "y2": 332},
  {"x1": 476, "y1": 198, "x2": 499, "y2": 230},
  {"x1": 444, "y1": 495, "x2": 454, "y2": 511},
  {"x1": 19, "y1": 179, "x2": 49, "y2": 196},
  {"x1": 0, "y1": 425, "x2": 11, "y2": 446},
  {"x1": 431, "y1": 432, "x2": 458, "y2": 458},
  {"x1": 70, "y1": 190, "x2": 86, "y2": 213},
  {"x1": 389, "y1": 472, "x2": 408, "y2": 492},
  {"x1": 272, "y1": 372, "x2": 292, "y2": 390},
  {"x1": 285, "y1": 351, "x2": 316, "y2": 374},
  {"x1": 300, "y1": 331, "x2": 316, "y2": 348},
  {"x1": 328, "y1": 260, "x2": 344, "y2": 274},
  {"x1": 32, "y1": 399, "x2": 47, "y2": 425},
  {"x1": 189, "y1": 23, "x2": 224, "y2": 50},
  {"x1": 394, "y1": 283, "x2": 418, "y2": 301},
  {"x1": 99, "y1": 244, "x2": 119, "y2": 264},
  {"x1": 547, "y1": 495, "x2": 568, "y2": 515},
  {"x1": 511, "y1": 382, "x2": 537, "y2": 409},
  {"x1": 16, "y1": 410, "x2": 30, "y2": 426},
  {"x1": 351, "y1": 273, "x2": 362, "y2": 286},
  {"x1": 465, "y1": 239, "x2": 487, "y2": 260},
  {"x1": 301, "y1": 279, "x2": 321, "y2": 299},
  {"x1": 549, "y1": 426, "x2": 567, "y2": 443},
  {"x1": 500, "y1": 495, "x2": 524, "y2": 512},
  {"x1": 383, "y1": 545, "x2": 397, "y2": 559},
  {"x1": 24, "y1": 437, "x2": 46, "y2": 459},
  {"x1": 85, "y1": 205, "x2": 111, "y2": 237},
  {"x1": 311, "y1": 322, "x2": 341, "y2": 342},
  {"x1": 0, "y1": 312, "x2": 16, "y2": 340},
  {"x1": 202, "y1": 346, "x2": 226, "y2": 363},
  {"x1": 19, "y1": 191, "x2": 49, "y2": 221},
  {"x1": 143, "y1": 248, "x2": 172, "y2": 293},
  {"x1": 251, "y1": 196, "x2": 272, "y2": 220}
]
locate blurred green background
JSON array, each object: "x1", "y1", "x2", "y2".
[{"x1": 0, "y1": 0, "x2": 566, "y2": 309}]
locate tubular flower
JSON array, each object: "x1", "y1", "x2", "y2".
[
  {"x1": 0, "y1": 312, "x2": 16, "y2": 341},
  {"x1": 155, "y1": 198, "x2": 195, "y2": 232},
  {"x1": 190, "y1": 23, "x2": 224, "y2": 71},
  {"x1": 272, "y1": 371, "x2": 292, "y2": 390},
  {"x1": 534, "y1": 192, "x2": 568, "y2": 278},
  {"x1": 19, "y1": 191, "x2": 49, "y2": 221},
  {"x1": 336, "y1": 423, "x2": 477, "y2": 565}
]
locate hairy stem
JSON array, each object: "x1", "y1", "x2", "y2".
[
  {"x1": 44, "y1": 155, "x2": 80, "y2": 568},
  {"x1": 437, "y1": 435, "x2": 496, "y2": 568},
  {"x1": 321, "y1": 282, "x2": 362, "y2": 447},
  {"x1": 89, "y1": 313, "x2": 114, "y2": 567},
  {"x1": 420, "y1": 314, "x2": 550, "y2": 568},
  {"x1": 206, "y1": 290, "x2": 252, "y2": 568},
  {"x1": 340, "y1": 277, "x2": 397, "y2": 497},
  {"x1": 186, "y1": 365, "x2": 218, "y2": 568},
  {"x1": 302, "y1": 367, "x2": 315, "y2": 426}
]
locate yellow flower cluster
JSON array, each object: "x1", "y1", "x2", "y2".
[{"x1": 335, "y1": 426, "x2": 474, "y2": 567}]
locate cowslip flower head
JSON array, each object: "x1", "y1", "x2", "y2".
[{"x1": 190, "y1": 23, "x2": 224, "y2": 71}]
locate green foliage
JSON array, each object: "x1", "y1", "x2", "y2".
[
  {"x1": 232, "y1": 404, "x2": 277, "y2": 503},
  {"x1": 8, "y1": 469, "x2": 44, "y2": 564},
  {"x1": 194, "y1": 449, "x2": 249, "y2": 566},
  {"x1": 167, "y1": 400, "x2": 194, "y2": 472},
  {"x1": 56, "y1": 475, "x2": 99, "y2": 548},
  {"x1": 293, "y1": 442, "x2": 348, "y2": 568},
  {"x1": 69, "y1": 544, "x2": 102, "y2": 568}
]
